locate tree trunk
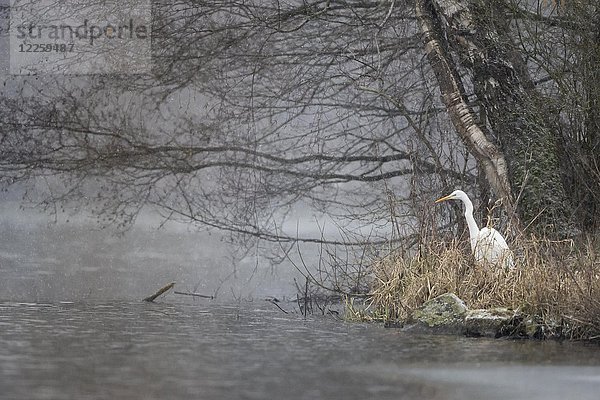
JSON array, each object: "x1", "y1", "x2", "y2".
[
  {"x1": 416, "y1": 0, "x2": 576, "y2": 236},
  {"x1": 566, "y1": 4, "x2": 600, "y2": 231},
  {"x1": 414, "y1": 0, "x2": 515, "y2": 219}
]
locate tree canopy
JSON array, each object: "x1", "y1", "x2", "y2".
[{"x1": 1, "y1": 0, "x2": 598, "y2": 249}]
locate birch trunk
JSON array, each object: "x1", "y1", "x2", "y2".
[{"x1": 416, "y1": 0, "x2": 575, "y2": 235}]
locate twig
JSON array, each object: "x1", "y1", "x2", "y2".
[
  {"x1": 174, "y1": 291, "x2": 214, "y2": 299},
  {"x1": 304, "y1": 276, "x2": 310, "y2": 318},
  {"x1": 266, "y1": 299, "x2": 288, "y2": 314},
  {"x1": 143, "y1": 282, "x2": 175, "y2": 302}
]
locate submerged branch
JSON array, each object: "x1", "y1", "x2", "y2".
[
  {"x1": 143, "y1": 282, "x2": 176, "y2": 302},
  {"x1": 174, "y1": 291, "x2": 214, "y2": 299}
]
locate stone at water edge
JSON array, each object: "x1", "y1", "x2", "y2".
[
  {"x1": 399, "y1": 292, "x2": 531, "y2": 338},
  {"x1": 404, "y1": 293, "x2": 468, "y2": 334},
  {"x1": 464, "y1": 308, "x2": 523, "y2": 338}
]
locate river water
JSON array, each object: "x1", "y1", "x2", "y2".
[
  {"x1": 2, "y1": 300, "x2": 600, "y2": 400},
  {"x1": 2, "y1": 206, "x2": 600, "y2": 399}
]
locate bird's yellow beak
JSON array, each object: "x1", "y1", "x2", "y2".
[{"x1": 435, "y1": 194, "x2": 453, "y2": 203}]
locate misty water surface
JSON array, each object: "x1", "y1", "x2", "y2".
[
  {"x1": 2, "y1": 301, "x2": 600, "y2": 400},
  {"x1": 0, "y1": 202, "x2": 302, "y2": 302},
  {"x1": 2, "y1": 204, "x2": 600, "y2": 400}
]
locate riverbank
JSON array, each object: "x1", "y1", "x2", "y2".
[{"x1": 366, "y1": 237, "x2": 600, "y2": 341}]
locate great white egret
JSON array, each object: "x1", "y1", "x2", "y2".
[{"x1": 435, "y1": 190, "x2": 514, "y2": 268}]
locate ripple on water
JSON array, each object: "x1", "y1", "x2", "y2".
[{"x1": 1, "y1": 301, "x2": 600, "y2": 400}]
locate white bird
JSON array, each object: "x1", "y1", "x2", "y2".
[{"x1": 435, "y1": 190, "x2": 514, "y2": 268}]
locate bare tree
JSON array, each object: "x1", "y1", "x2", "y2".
[
  {"x1": 416, "y1": 0, "x2": 600, "y2": 235},
  {"x1": 1, "y1": 0, "x2": 598, "y2": 259}
]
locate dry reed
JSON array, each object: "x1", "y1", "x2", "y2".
[{"x1": 368, "y1": 236, "x2": 600, "y2": 340}]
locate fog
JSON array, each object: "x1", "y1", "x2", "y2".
[{"x1": 0, "y1": 199, "x2": 308, "y2": 303}]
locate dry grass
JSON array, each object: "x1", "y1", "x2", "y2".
[{"x1": 368, "y1": 237, "x2": 600, "y2": 340}]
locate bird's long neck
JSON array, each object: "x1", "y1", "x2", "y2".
[{"x1": 462, "y1": 197, "x2": 480, "y2": 250}]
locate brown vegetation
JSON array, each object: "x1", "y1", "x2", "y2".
[{"x1": 368, "y1": 237, "x2": 600, "y2": 340}]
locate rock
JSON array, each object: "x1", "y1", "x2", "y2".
[
  {"x1": 395, "y1": 293, "x2": 540, "y2": 339},
  {"x1": 404, "y1": 293, "x2": 468, "y2": 335},
  {"x1": 524, "y1": 317, "x2": 563, "y2": 340},
  {"x1": 524, "y1": 317, "x2": 545, "y2": 340},
  {"x1": 464, "y1": 308, "x2": 523, "y2": 338}
]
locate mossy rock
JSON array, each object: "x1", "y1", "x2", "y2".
[
  {"x1": 405, "y1": 293, "x2": 468, "y2": 334},
  {"x1": 524, "y1": 317, "x2": 563, "y2": 340},
  {"x1": 398, "y1": 293, "x2": 545, "y2": 339},
  {"x1": 464, "y1": 308, "x2": 524, "y2": 338}
]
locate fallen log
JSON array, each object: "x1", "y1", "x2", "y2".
[
  {"x1": 143, "y1": 282, "x2": 176, "y2": 302},
  {"x1": 174, "y1": 291, "x2": 214, "y2": 299}
]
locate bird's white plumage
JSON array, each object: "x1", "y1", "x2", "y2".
[{"x1": 436, "y1": 190, "x2": 514, "y2": 268}]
